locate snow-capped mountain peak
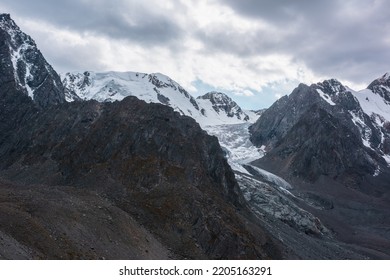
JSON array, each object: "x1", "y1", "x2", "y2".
[
  {"x1": 317, "y1": 76, "x2": 390, "y2": 167},
  {"x1": 351, "y1": 73, "x2": 390, "y2": 122},
  {"x1": 367, "y1": 72, "x2": 390, "y2": 103},
  {"x1": 62, "y1": 71, "x2": 258, "y2": 126},
  {"x1": 316, "y1": 79, "x2": 346, "y2": 95},
  {"x1": 196, "y1": 91, "x2": 250, "y2": 122},
  {"x1": 62, "y1": 70, "x2": 204, "y2": 119}
]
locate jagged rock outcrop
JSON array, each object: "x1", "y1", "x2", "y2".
[
  {"x1": 0, "y1": 95, "x2": 284, "y2": 259},
  {"x1": 0, "y1": 14, "x2": 65, "y2": 108}
]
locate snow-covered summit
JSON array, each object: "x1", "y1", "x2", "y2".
[
  {"x1": 197, "y1": 91, "x2": 250, "y2": 122},
  {"x1": 316, "y1": 79, "x2": 346, "y2": 96},
  {"x1": 348, "y1": 73, "x2": 390, "y2": 123},
  {"x1": 62, "y1": 71, "x2": 258, "y2": 126},
  {"x1": 317, "y1": 76, "x2": 390, "y2": 167},
  {"x1": 367, "y1": 72, "x2": 390, "y2": 103}
]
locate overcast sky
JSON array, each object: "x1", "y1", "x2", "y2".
[{"x1": 1, "y1": 0, "x2": 389, "y2": 109}]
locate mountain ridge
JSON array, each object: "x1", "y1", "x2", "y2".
[
  {"x1": 61, "y1": 71, "x2": 258, "y2": 126},
  {"x1": 0, "y1": 13, "x2": 65, "y2": 108},
  {"x1": 248, "y1": 75, "x2": 390, "y2": 258},
  {"x1": 250, "y1": 76, "x2": 390, "y2": 179}
]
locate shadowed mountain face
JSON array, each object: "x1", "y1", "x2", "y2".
[
  {"x1": 249, "y1": 78, "x2": 390, "y2": 258},
  {"x1": 0, "y1": 94, "x2": 284, "y2": 259},
  {"x1": 250, "y1": 79, "x2": 390, "y2": 187},
  {"x1": 0, "y1": 14, "x2": 65, "y2": 108}
]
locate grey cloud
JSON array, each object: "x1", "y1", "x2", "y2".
[
  {"x1": 210, "y1": 0, "x2": 390, "y2": 85},
  {"x1": 3, "y1": 0, "x2": 390, "y2": 89},
  {"x1": 219, "y1": 0, "x2": 337, "y2": 25},
  {"x1": 2, "y1": 0, "x2": 183, "y2": 45}
]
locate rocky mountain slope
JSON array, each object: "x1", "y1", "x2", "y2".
[
  {"x1": 0, "y1": 178, "x2": 173, "y2": 259},
  {"x1": 249, "y1": 77, "x2": 390, "y2": 258},
  {"x1": 250, "y1": 78, "x2": 390, "y2": 183},
  {"x1": 0, "y1": 14, "x2": 284, "y2": 260}
]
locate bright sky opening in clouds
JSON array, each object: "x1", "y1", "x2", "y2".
[{"x1": 1, "y1": 0, "x2": 389, "y2": 109}]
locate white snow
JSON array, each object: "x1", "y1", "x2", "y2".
[
  {"x1": 317, "y1": 89, "x2": 336, "y2": 106},
  {"x1": 8, "y1": 43, "x2": 36, "y2": 99},
  {"x1": 24, "y1": 60, "x2": 35, "y2": 99},
  {"x1": 9, "y1": 45, "x2": 20, "y2": 85},
  {"x1": 201, "y1": 114, "x2": 292, "y2": 190},
  {"x1": 349, "y1": 111, "x2": 372, "y2": 149},
  {"x1": 196, "y1": 98, "x2": 253, "y2": 126},
  {"x1": 348, "y1": 87, "x2": 390, "y2": 170},
  {"x1": 244, "y1": 110, "x2": 261, "y2": 122},
  {"x1": 247, "y1": 165, "x2": 292, "y2": 190},
  {"x1": 203, "y1": 123, "x2": 264, "y2": 174},
  {"x1": 352, "y1": 88, "x2": 390, "y2": 122},
  {"x1": 62, "y1": 71, "x2": 258, "y2": 127},
  {"x1": 383, "y1": 154, "x2": 390, "y2": 166},
  {"x1": 3, "y1": 16, "x2": 36, "y2": 100},
  {"x1": 374, "y1": 166, "x2": 380, "y2": 176}
]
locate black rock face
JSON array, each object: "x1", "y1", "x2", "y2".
[
  {"x1": 250, "y1": 79, "x2": 389, "y2": 187},
  {"x1": 262, "y1": 104, "x2": 376, "y2": 184},
  {"x1": 0, "y1": 94, "x2": 282, "y2": 259},
  {"x1": 249, "y1": 83, "x2": 322, "y2": 149},
  {"x1": 0, "y1": 13, "x2": 65, "y2": 108}
]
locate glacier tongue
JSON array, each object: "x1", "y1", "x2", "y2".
[
  {"x1": 202, "y1": 121, "x2": 331, "y2": 237},
  {"x1": 203, "y1": 123, "x2": 265, "y2": 174}
]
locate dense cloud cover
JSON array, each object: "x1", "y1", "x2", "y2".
[{"x1": 1, "y1": 0, "x2": 389, "y2": 108}]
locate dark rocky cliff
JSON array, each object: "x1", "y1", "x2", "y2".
[
  {"x1": 0, "y1": 95, "x2": 282, "y2": 259},
  {"x1": 249, "y1": 80, "x2": 388, "y2": 188}
]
